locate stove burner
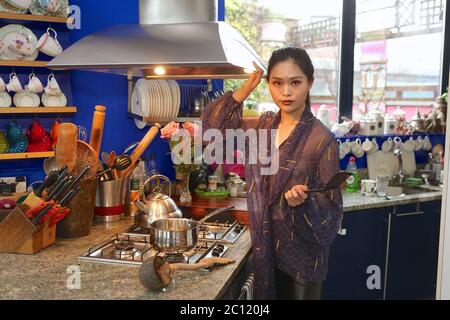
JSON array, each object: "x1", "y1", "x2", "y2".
[
  {"x1": 113, "y1": 241, "x2": 139, "y2": 258},
  {"x1": 165, "y1": 253, "x2": 186, "y2": 263}
]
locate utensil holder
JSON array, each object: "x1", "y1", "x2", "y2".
[
  {"x1": 56, "y1": 178, "x2": 97, "y2": 238},
  {"x1": 0, "y1": 206, "x2": 56, "y2": 255}
]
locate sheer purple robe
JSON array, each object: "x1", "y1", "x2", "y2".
[{"x1": 201, "y1": 92, "x2": 343, "y2": 299}]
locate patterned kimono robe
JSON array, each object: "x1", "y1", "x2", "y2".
[{"x1": 201, "y1": 92, "x2": 343, "y2": 299}]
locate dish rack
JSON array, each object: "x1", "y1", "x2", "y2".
[{"x1": 127, "y1": 77, "x2": 211, "y2": 125}]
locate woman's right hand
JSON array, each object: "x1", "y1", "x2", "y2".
[{"x1": 232, "y1": 62, "x2": 264, "y2": 103}]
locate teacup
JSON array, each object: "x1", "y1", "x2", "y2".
[
  {"x1": 25, "y1": 73, "x2": 43, "y2": 94},
  {"x1": 37, "y1": 28, "x2": 62, "y2": 57},
  {"x1": 414, "y1": 136, "x2": 423, "y2": 151},
  {"x1": 423, "y1": 136, "x2": 432, "y2": 151},
  {"x1": 36, "y1": 0, "x2": 61, "y2": 13},
  {"x1": 6, "y1": 73, "x2": 23, "y2": 93},
  {"x1": 361, "y1": 179, "x2": 377, "y2": 196},
  {"x1": 403, "y1": 137, "x2": 416, "y2": 152},
  {"x1": 362, "y1": 138, "x2": 375, "y2": 153},
  {"x1": 44, "y1": 74, "x2": 61, "y2": 96},
  {"x1": 5, "y1": 0, "x2": 32, "y2": 10},
  {"x1": 339, "y1": 138, "x2": 351, "y2": 158},
  {"x1": 382, "y1": 137, "x2": 394, "y2": 153},
  {"x1": 0, "y1": 77, "x2": 6, "y2": 93},
  {"x1": 7, "y1": 29, "x2": 35, "y2": 57}
]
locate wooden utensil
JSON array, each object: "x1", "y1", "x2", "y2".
[
  {"x1": 70, "y1": 141, "x2": 99, "y2": 180},
  {"x1": 55, "y1": 123, "x2": 78, "y2": 172},
  {"x1": 108, "y1": 151, "x2": 118, "y2": 180},
  {"x1": 138, "y1": 256, "x2": 235, "y2": 291},
  {"x1": 119, "y1": 123, "x2": 161, "y2": 178},
  {"x1": 89, "y1": 105, "x2": 106, "y2": 158}
]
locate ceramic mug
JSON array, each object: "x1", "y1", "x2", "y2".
[
  {"x1": 414, "y1": 136, "x2": 423, "y2": 151},
  {"x1": 0, "y1": 77, "x2": 6, "y2": 93},
  {"x1": 7, "y1": 29, "x2": 35, "y2": 57},
  {"x1": 5, "y1": 0, "x2": 32, "y2": 10},
  {"x1": 351, "y1": 138, "x2": 363, "y2": 154},
  {"x1": 362, "y1": 138, "x2": 374, "y2": 153},
  {"x1": 37, "y1": 28, "x2": 62, "y2": 57},
  {"x1": 36, "y1": 0, "x2": 61, "y2": 13},
  {"x1": 44, "y1": 74, "x2": 61, "y2": 95},
  {"x1": 381, "y1": 137, "x2": 394, "y2": 153},
  {"x1": 25, "y1": 73, "x2": 44, "y2": 94},
  {"x1": 339, "y1": 138, "x2": 351, "y2": 157},
  {"x1": 6, "y1": 73, "x2": 23, "y2": 93},
  {"x1": 403, "y1": 137, "x2": 416, "y2": 152},
  {"x1": 361, "y1": 179, "x2": 377, "y2": 196}
]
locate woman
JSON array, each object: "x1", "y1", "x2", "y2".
[{"x1": 201, "y1": 46, "x2": 343, "y2": 300}]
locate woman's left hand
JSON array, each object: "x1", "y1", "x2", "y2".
[{"x1": 285, "y1": 185, "x2": 309, "y2": 207}]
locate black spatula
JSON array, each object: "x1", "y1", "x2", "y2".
[{"x1": 307, "y1": 172, "x2": 352, "y2": 193}]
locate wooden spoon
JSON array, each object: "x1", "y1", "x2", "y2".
[{"x1": 108, "y1": 151, "x2": 118, "y2": 180}]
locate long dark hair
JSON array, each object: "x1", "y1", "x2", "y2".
[{"x1": 266, "y1": 46, "x2": 315, "y2": 110}]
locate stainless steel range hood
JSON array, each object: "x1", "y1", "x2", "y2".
[{"x1": 47, "y1": 0, "x2": 266, "y2": 79}]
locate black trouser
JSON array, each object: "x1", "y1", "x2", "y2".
[{"x1": 275, "y1": 268, "x2": 322, "y2": 300}]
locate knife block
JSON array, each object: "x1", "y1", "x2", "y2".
[{"x1": 0, "y1": 206, "x2": 56, "y2": 255}]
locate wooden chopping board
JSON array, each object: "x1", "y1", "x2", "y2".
[
  {"x1": 401, "y1": 151, "x2": 417, "y2": 177},
  {"x1": 367, "y1": 151, "x2": 399, "y2": 180}
]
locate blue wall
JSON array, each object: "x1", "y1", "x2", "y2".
[{"x1": 0, "y1": 0, "x2": 226, "y2": 185}]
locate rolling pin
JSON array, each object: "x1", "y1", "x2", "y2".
[
  {"x1": 89, "y1": 105, "x2": 106, "y2": 158},
  {"x1": 119, "y1": 123, "x2": 161, "y2": 178}
]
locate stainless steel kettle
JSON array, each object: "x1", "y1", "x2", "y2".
[{"x1": 134, "y1": 174, "x2": 182, "y2": 228}]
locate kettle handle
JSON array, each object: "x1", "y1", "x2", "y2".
[{"x1": 141, "y1": 174, "x2": 172, "y2": 201}]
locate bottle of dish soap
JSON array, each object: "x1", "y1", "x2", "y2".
[{"x1": 345, "y1": 156, "x2": 359, "y2": 193}]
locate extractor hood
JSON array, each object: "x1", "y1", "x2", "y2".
[{"x1": 47, "y1": 0, "x2": 266, "y2": 79}]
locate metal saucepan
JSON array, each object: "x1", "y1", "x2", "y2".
[{"x1": 149, "y1": 206, "x2": 235, "y2": 252}]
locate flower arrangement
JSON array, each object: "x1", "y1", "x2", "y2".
[
  {"x1": 160, "y1": 121, "x2": 201, "y2": 175},
  {"x1": 160, "y1": 121, "x2": 203, "y2": 202}
]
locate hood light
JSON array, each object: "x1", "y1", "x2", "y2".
[{"x1": 154, "y1": 67, "x2": 166, "y2": 75}]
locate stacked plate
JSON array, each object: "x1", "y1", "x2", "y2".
[
  {"x1": 0, "y1": 24, "x2": 39, "y2": 61},
  {"x1": 131, "y1": 79, "x2": 181, "y2": 129},
  {"x1": 0, "y1": 0, "x2": 70, "y2": 17}
]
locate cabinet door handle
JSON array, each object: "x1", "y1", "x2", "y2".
[{"x1": 393, "y1": 211, "x2": 424, "y2": 217}]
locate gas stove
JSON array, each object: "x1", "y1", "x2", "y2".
[
  {"x1": 126, "y1": 220, "x2": 247, "y2": 244},
  {"x1": 78, "y1": 220, "x2": 246, "y2": 266}
]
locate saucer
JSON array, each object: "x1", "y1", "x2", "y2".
[
  {"x1": 42, "y1": 92, "x2": 67, "y2": 107},
  {"x1": 0, "y1": 92, "x2": 12, "y2": 108},
  {"x1": 0, "y1": 24, "x2": 39, "y2": 61},
  {"x1": 13, "y1": 91, "x2": 40, "y2": 107}
]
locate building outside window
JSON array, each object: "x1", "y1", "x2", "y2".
[
  {"x1": 225, "y1": 0, "x2": 446, "y2": 122},
  {"x1": 353, "y1": 0, "x2": 445, "y2": 121}
]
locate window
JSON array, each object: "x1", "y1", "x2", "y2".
[
  {"x1": 225, "y1": 0, "x2": 342, "y2": 121},
  {"x1": 353, "y1": 0, "x2": 445, "y2": 121}
]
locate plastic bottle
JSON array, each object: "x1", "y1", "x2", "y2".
[{"x1": 345, "y1": 156, "x2": 360, "y2": 193}]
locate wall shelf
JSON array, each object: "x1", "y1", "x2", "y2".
[
  {"x1": 0, "y1": 12, "x2": 74, "y2": 24},
  {"x1": 0, "y1": 151, "x2": 54, "y2": 160},
  {"x1": 0, "y1": 107, "x2": 77, "y2": 114},
  {"x1": 0, "y1": 60, "x2": 48, "y2": 67}
]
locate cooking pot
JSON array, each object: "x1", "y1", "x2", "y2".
[
  {"x1": 134, "y1": 174, "x2": 182, "y2": 228},
  {"x1": 149, "y1": 206, "x2": 235, "y2": 252}
]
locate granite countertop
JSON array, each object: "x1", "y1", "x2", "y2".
[
  {"x1": 0, "y1": 217, "x2": 252, "y2": 300},
  {"x1": 342, "y1": 184, "x2": 443, "y2": 212}
]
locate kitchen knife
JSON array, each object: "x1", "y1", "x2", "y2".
[
  {"x1": 66, "y1": 165, "x2": 90, "y2": 191},
  {"x1": 31, "y1": 203, "x2": 54, "y2": 226},
  {"x1": 60, "y1": 186, "x2": 82, "y2": 207},
  {"x1": 52, "y1": 177, "x2": 74, "y2": 202},
  {"x1": 35, "y1": 170, "x2": 59, "y2": 198},
  {"x1": 45, "y1": 176, "x2": 69, "y2": 202},
  {"x1": 46, "y1": 166, "x2": 69, "y2": 195}
]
